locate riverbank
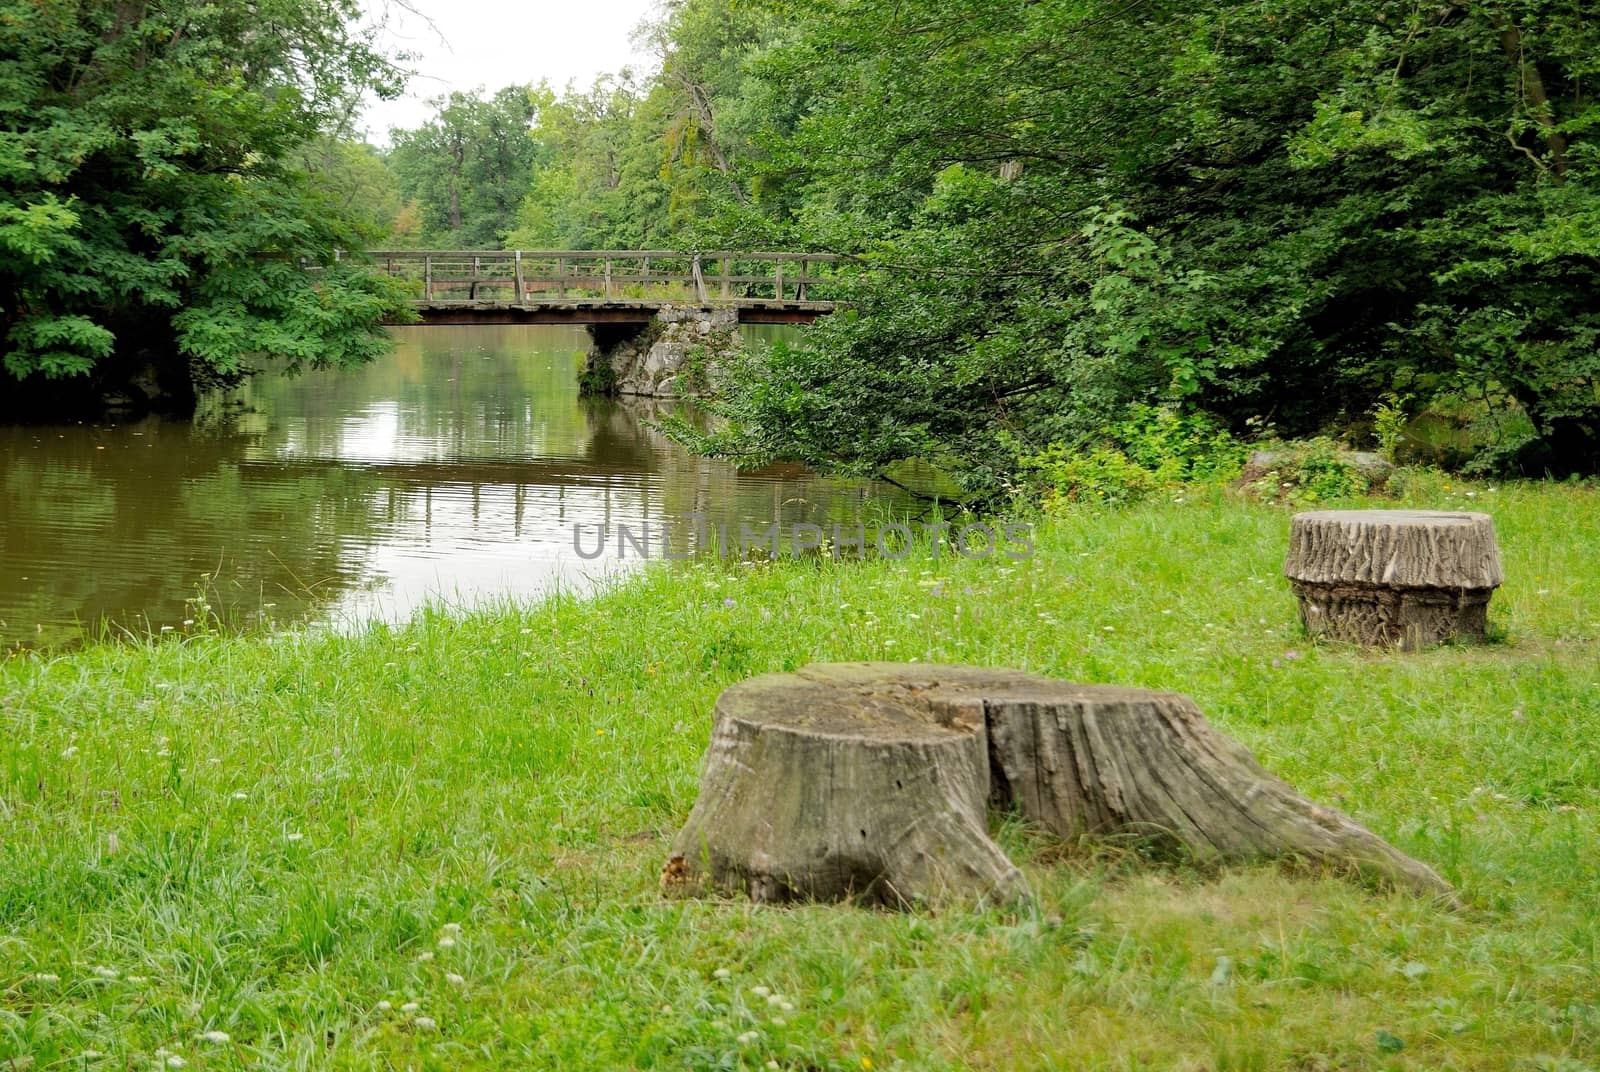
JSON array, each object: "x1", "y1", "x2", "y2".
[{"x1": 3, "y1": 478, "x2": 1597, "y2": 1069}]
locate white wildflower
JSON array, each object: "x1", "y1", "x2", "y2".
[
  {"x1": 166, "y1": 1057, "x2": 186, "y2": 1069},
  {"x1": 416, "y1": 951, "x2": 435, "y2": 963},
  {"x1": 32, "y1": 973, "x2": 60, "y2": 985},
  {"x1": 412, "y1": 1016, "x2": 438, "y2": 1031},
  {"x1": 436, "y1": 936, "x2": 456, "y2": 949},
  {"x1": 400, "y1": 1002, "x2": 421, "y2": 1014},
  {"x1": 199, "y1": 1031, "x2": 230, "y2": 1044},
  {"x1": 751, "y1": 986, "x2": 771, "y2": 998},
  {"x1": 712, "y1": 968, "x2": 731, "y2": 980},
  {"x1": 445, "y1": 973, "x2": 465, "y2": 986},
  {"x1": 92, "y1": 966, "x2": 118, "y2": 980},
  {"x1": 737, "y1": 1031, "x2": 759, "y2": 1045},
  {"x1": 376, "y1": 1000, "x2": 393, "y2": 1013}
]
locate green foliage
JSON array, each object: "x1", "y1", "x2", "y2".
[
  {"x1": 1021, "y1": 445, "x2": 1160, "y2": 509},
  {"x1": 301, "y1": 137, "x2": 405, "y2": 242},
  {"x1": 594, "y1": 0, "x2": 1600, "y2": 490},
  {"x1": 388, "y1": 87, "x2": 541, "y2": 247},
  {"x1": 1021, "y1": 406, "x2": 1246, "y2": 509},
  {"x1": 1370, "y1": 394, "x2": 1411, "y2": 462},
  {"x1": 577, "y1": 351, "x2": 618, "y2": 397},
  {"x1": 0, "y1": 0, "x2": 411, "y2": 408},
  {"x1": 1106, "y1": 406, "x2": 1248, "y2": 485},
  {"x1": 1247, "y1": 439, "x2": 1373, "y2": 503}
]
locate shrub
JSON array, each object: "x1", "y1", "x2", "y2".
[
  {"x1": 1020, "y1": 406, "x2": 1246, "y2": 509},
  {"x1": 1246, "y1": 438, "x2": 1371, "y2": 502}
]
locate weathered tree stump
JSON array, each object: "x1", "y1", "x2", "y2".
[
  {"x1": 664, "y1": 663, "x2": 1454, "y2": 907},
  {"x1": 662, "y1": 663, "x2": 1028, "y2": 907},
  {"x1": 1285, "y1": 510, "x2": 1503, "y2": 649}
]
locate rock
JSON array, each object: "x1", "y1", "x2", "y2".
[
  {"x1": 585, "y1": 306, "x2": 741, "y2": 398},
  {"x1": 1248, "y1": 449, "x2": 1393, "y2": 482},
  {"x1": 1284, "y1": 509, "x2": 1503, "y2": 648}
]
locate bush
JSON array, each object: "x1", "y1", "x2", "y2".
[
  {"x1": 1245, "y1": 438, "x2": 1372, "y2": 503},
  {"x1": 1021, "y1": 445, "x2": 1160, "y2": 508},
  {"x1": 1020, "y1": 406, "x2": 1246, "y2": 509}
]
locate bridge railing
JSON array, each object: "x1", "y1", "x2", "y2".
[{"x1": 364, "y1": 250, "x2": 845, "y2": 303}]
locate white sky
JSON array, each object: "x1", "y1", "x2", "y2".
[{"x1": 358, "y1": 0, "x2": 662, "y2": 144}]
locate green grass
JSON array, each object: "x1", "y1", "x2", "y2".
[{"x1": 2, "y1": 476, "x2": 1597, "y2": 1070}]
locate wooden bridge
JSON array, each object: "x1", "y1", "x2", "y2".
[{"x1": 366, "y1": 250, "x2": 841, "y2": 325}]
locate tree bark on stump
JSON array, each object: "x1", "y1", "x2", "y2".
[
  {"x1": 664, "y1": 664, "x2": 1454, "y2": 907},
  {"x1": 982, "y1": 681, "x2": 1454, "y2": 899},
  {"x1": 1285, "y1": 510, "x2": 1503, "y2": 650}
]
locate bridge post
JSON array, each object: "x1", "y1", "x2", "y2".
[
  {"x1": 604, "y1": 257, "x2": 613, "y2": 299},
  {"x1": 514, "y1": 250, "x2": 524, "y2": 304},
  {"x1": 774, "y1": 260, "x2": 785, "y2": 301},
  {"x1": 582, "y1": 305, "x2": 741, "y2": 398},
  {"x1": 720, "y1": 255, "x2": 731, "y2": 299},
  {"x1": 424, "y1": 255, "x2": 432, "y2": 301},
  {"x1": 692, "y1": 252, "x2": 708, "y2": 303}
]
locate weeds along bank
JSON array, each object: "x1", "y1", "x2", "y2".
[{"x1": 0, "y1": 481, "x2": 1596, "y2": 1068}]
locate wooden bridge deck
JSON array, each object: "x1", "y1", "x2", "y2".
[{"x1": 362, "y1": 250, "x2": 840, "y2": 325}]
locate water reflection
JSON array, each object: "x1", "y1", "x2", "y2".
[{"x1": 0, "y1": 325, "x2": 906, "y2": 648}]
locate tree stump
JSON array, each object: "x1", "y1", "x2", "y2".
[
  {"x1": 662, "y1": 663, "x2": 1028, "y2": 908},
  {"x1": 1284, "y1": 510, "x2": 1503, "y2": 649},
  {"x1": 664, "y1": 663, "x2": 1454, "y2": 907}
]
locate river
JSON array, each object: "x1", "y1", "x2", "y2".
[{"x1": 0, "y1": 325, "x2": 912, "y2": 649}]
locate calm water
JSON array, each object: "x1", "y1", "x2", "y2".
[{"x1": 0, "y1": 325, "x2": 905, "y2": 648}]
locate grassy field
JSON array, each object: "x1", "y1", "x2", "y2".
[{"x1": 2, "y1": 475, "x2": 1597, "y2": 1070}]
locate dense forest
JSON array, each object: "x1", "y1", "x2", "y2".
[{"x1": 4, "y1": 0, "x2": 1597, "y2": 492}]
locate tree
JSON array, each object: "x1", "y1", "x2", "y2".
[
  {"x1": 301, "y1": 137, "x2": 405, "y2": 243},
  {"x1": 507, "y1": 75, "x2": 675, "y2": 249},
  {"x1": 679, "y1": 0, "x2": 1600, "y2": 487},
  {"x1": 0, "y1": 0, "x2": 416, "y2": 417},
  {"x1": 388, "y1": 86, "x2": 541, "y2": 247}
]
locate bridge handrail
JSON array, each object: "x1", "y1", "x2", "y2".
[
  {"x1": 362, "y1": 249, "x2": 846, "y2": 303},
  {"x1": 363, "y1": 250, "x2": 843, "y2": 261}
]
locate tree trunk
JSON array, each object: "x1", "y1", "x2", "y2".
[
  {"x1": 1284, "y1": 510, "x2": 1503, "y2": 649},
  {"x1": 665, "y1": 664, "x2": 1455, "y2": 907}
]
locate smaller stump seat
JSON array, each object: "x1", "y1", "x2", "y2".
[{"x1": 1284, "y1": 510, "x2": 1503, "y2": 650}]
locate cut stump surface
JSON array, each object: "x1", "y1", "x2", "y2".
[
  {"x1": 1285, "y1": 510, "x2": 1503, "y2": 649},
  {"x1": 664, "y1": 663, "x2": 1454, "y2": 907}
]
